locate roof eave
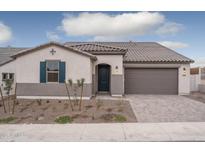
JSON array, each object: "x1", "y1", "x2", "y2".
[
  {"x1": 11, "y1": 42, "x2": 97, "y2": 60},
  {"x1": 123, "y1": 60, "x2": 194, "y2": 64},
  {"x1": 89, "y1": 51, "x2": 127, "y2": 55}
]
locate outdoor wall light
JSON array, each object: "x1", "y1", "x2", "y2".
[
  {"x1": 183, "y1": 67, "x2": 186, "y2": 71},
  {"x1": 115, "y1": 66, "x2": 118, "y2": 69},
  {"x1": 183, "y1": 67, "x2": 186, "y2": 76}
]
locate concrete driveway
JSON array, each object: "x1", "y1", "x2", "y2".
[{"x1": 126, "y1": 95, "x2": 205, "y2": 122}]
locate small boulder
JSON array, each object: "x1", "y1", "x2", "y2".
[{"x1": 38, "y1": 116, "x2": 44, "y2": 120}]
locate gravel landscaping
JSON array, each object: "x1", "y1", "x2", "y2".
[
  {"x1": 0, "y1": 98, "x2": 137, "y2": 124},
  {"x1": 1, "y1": 94, "x2": 205, "y2": 124},
  {"x1": 126, "y1": 95, "x2": 205, "y2": 122}
]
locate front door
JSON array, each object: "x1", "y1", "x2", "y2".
[{"x1": 98, "y1": 65, "x2": 110, "y2": 92}]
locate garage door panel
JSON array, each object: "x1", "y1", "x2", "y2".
[{"x1": 125, "y1": 68, "x2": 178, "y2": 94}]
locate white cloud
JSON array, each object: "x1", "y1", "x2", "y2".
[
  {"x1": 191, "y1": 58, "x2": 205, "y2": 67},
  {"x1": 0, "y1": 22, "x2": 12, "y2": 43},
  {"x1": 61, "y1": 12, "x2": 165, "y2": 37},
  {"x1": 156, "y1": 22, "x2": 184, "y2": 35},
  {"x1": 92, "y1": 36, "x2": 128, "y2": 41},
  {"x1": 158, "y1": 41, "x2": 188, "y2": 49},
  {"x1": 46, "y1": 31, "x2": 60, "y2": 41}
]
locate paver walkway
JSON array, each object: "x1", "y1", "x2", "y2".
[{"x1": 0, "y1": 122, "x2": 205, "y2": 141}]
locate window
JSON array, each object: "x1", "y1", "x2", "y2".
[
  {"x1": 2, "y1": 73, "x2": 7, "y2": 80},
  {"x1": 2, "y1": 73, "x2": 14, "y2": 81},
  {"x1": 46, "y1": 61, "x2": 59, "y2": 82},
  {"x1": 9, "y1": 73, "x2": 14, "y2": 80}
]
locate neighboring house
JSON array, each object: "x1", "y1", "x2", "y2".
[
  {"x1": 190, "y1": 67, "x2": 205, "y2": 92},
  {"x1": 0, "y1": 41, "x2": 193, "y2": 99}
]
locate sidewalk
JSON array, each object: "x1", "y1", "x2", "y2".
[{"x1": 0, "y1": 122, "x2": 205, "y2": 141}]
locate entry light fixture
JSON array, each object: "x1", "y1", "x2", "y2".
[{"x1": 183, "y1": 67, "x2": 186, "y2": 76}]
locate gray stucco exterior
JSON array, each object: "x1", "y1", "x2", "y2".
[
  {"x1": 16, "y1": 83, "x2": 92, "y2": 97},
  {"x1": 111, "y1": 75, "x2": 124, "y2": 95},
  {"x1": 92, "y1": 73, "x2": 124, "y2": 96}
]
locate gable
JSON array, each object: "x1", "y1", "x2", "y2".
[
  {"x1": 15, "y1": 45, "x2": 93, "y2": 63},
  {"x1": 11, "y1": 42, "x2": 96, "y2": 60},
  {"x1": 13, "y1": 44, "x2": 93, "y2": 83}
]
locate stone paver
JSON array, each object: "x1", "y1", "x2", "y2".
[
  {"x1": 1, "y1": 123, "x2": 205, "y2": 141},
  {"x1": 126, "y1": 95, "x2": 205, "y2": 122}
]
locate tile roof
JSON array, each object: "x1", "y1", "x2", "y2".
[
  {"x1": 0, "y1": 41, "x2": 194, "y2": 66},
  {"x1": 67, "y1": 43, "x2": 127, "y2": 55},
  {"x1": 0, "y1": 47, "x2": 27, "y2": 65},
  {"x1": 65, "y1": 42, "x2": 194, "y2": 63}
]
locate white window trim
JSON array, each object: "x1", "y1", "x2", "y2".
[
  {"x1": 2, "y1": 72, "x2": 14, "y2": 81},
  {"x1": 46, "y1": 60, "x2": 60, "y2": 83}
]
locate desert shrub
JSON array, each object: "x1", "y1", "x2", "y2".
[
  {"x1": 92, "y1": 113, "x2": 95, "y2": 120},
  {"x1": 118, "y1": 108, "x2": 123, "y2": 112},
  {"x1": 106, "y1": 108, "x2": 112, "y2": 112},
  {"x1": 85, "y1": 105, "x2": 93, "y2": 110},
  {"x1": 39, "y1": 113, "x2": 44, "y2": 117},
  {"x1": 100, "y1": 114, "x2": 114, "y2": 121},
  {"x1": 58, "y1": 100, "x2": 61, "y2": 103},
  {"x1": 64, "y1": 103, "x2": 69, "y2": 110},
  {"x1": 0, "y1": 117, "x2": 15, "y2": 124},
  {"x1": 42, "y1": 105, "x2": 51, "y2": 111},
  {"x1": 52, "y1": 106, "x2": 57, "y2": 112},
  {"x1": 37, "y1": 99, "x2": 42, "y2": 106},
  {"x1": 16, "y1": 100, "x2": 19, "y2": 105},
  {"x1": 96, "y1": 100, "x2": 102, "y2": 110},
  {"x1": 55, "y1": 116, "x2": 73, "y2": 124},
  {"x1": 113, "y1": 114, "x2": 127, "y2": 122},
  {"x1": 20, "y1": 106, "x2": 28, "y2": 112},
  {"x1": 71, "y1": 114, "x2": 80, "y2": 119},
  {"x1": 46, "y1": 100, "x2": 50, "y2": 103}
]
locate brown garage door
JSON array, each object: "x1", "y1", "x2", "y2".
[{"x1": 125, "y1": 68, "x2": 178, "y2": 94}]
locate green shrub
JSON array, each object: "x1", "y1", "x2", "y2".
[
  {"x1": 113, "y1": 115, "x2": 127, "y2": 122},
  {"x1": 55, "y1": 116, "x2": 73, "y2": 124},
  {"x1": 0, "y1": 117, "x2": 16, "y2": 124}
]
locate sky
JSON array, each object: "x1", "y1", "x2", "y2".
[{"x1": 0, "y1": 11, "x2": 204, "y2": 66}]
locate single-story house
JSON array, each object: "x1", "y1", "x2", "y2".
[{"x1": 0, "y1": 41, "x2": 194, "y2": 99}]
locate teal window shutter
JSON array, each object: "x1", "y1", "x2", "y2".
[
  {"x1": 40, "y1": 61, "x2": 46, "y2": 83},
  {"x1": 59, "y1": 61, "x2": 66, "y2": 83}
]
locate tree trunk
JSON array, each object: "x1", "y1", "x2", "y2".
[
  {"x1": 12, "y1": 83, "x2": 17, "y2": 114},
  {"x1": 0, "y1": 86, "x2": 6, "y2": 113},
  {"x1": 79, "y1": 85, "x2": 83, "y2": 111},
  {"x1": 8, "y1": 95, "x2": 10, "y2": 113},
  {"x1": 65, "y1": 82, "x2": 74, "y2": 111}
]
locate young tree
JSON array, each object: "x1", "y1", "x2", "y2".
[
  {"x1": 11, "y1": 83, "x2": 17, "y2": 114},
  {"x1": 3, "y1": 79, "x2": 13, "y2": 113},
  {"x1": 68, "y1": 79, "x2": 78, "y2": 105},
  {"x1": 69, "y1": 79, "x2": 79, "y2": 106},
  {"x1": 0, "y1": 85, "x2": 6, "y2": 113},
  {"x1": 77, "y1": 78, "x2": 85, "y2": 111},
  {"x1": 65, "y1": 80, "x2": 74, "y2": 111}
]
